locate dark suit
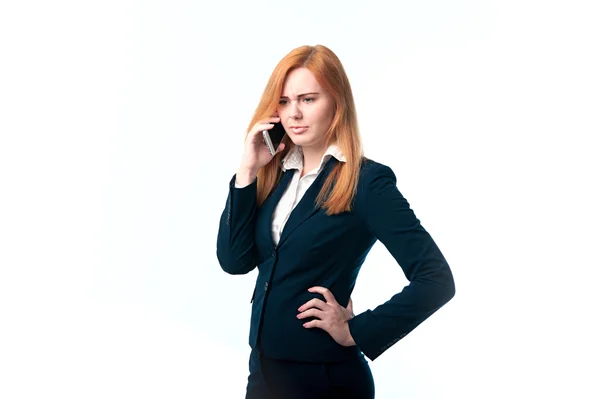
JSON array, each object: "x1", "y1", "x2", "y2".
[{"x1": 217, "y1": 157, "x2": 455, "y2": 363}]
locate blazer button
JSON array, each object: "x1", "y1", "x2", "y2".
[
  {"x1": 272, "y1": 251, "x2": 276, "y2": 258},
  {"x1": 264, "y1": 282, "x2": 269, "y2": 291}
]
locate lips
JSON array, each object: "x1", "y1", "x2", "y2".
[{"x1": 290, "y1": 126, "x2": 308, "y2": 134}]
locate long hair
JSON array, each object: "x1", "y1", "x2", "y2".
[{"x1": 247, "y1": 44, "x2": 363, "y2": 215}]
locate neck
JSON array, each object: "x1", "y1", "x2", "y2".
[{"x1": 300, "y1": 142, "x2": 329, "y2": 176}]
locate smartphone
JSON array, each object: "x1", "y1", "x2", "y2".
[{"x1": 262, "y1": 122, "x2": 286, "y2": 156}]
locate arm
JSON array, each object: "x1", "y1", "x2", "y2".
[
  {"x1": 216, "y1": 174, "x2": 259, "y2": 275},
  {"x1": 347, "y1": 163, "x2": 455, "y2": 361},
  {"x1": 216, "y1": 114, "x2": 285, "y2": 274}
]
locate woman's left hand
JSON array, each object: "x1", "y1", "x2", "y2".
[{"x1": 297, "y1": 286, "x2": 356, "y2": 347}]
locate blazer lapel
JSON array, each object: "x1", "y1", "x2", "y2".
[
  {"x1": 277, "y1": 157, "x2": 338, "y2": 247},
  {"x1": 258, "y1": 168, "x2": 294, "y2": 248}
]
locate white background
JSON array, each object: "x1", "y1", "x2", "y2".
[{"x1": 1, "y1": 1, "x2": 599, "y2": 398}]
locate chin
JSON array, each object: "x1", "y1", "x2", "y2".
[
  {"x1": 290, "y1": 135, "x2": 315, "y2": 147},
  {"x1": 288, "y1": 137, "x2": 304, "y2": 147}
]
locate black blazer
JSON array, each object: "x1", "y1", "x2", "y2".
[{"x1": 216, "y1": 157, "x2": 455, "y2": 362}]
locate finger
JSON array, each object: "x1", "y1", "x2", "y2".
[
  {"x1": 346, "y1": 298, "x2": 354, "y2": 314},
  {"x1": 297, "y1": 308, "x2": 324, "y2": 320},
  {"x1": 274, "y1": 142, "x2": 286, "y2": 154},
  {"x1": 249, "y1": 118, "x2": 281, "y2": 135},
  {"x1": 308, "y1": 286, "x2": 338, "y2": 305},
  {"x1": 259, "y1": 117, "x2": 281, "y2": 127},
  {"x1": 247, "y1": 125, "x2": 273, "y2": 142},
  {"x1": 298, "y1": 298, "x2": 327, "y2": 312},
  {"x1": 302, "y1": 319, "x2": 324, "y2": 329},
  {"x1": 251, "y1": 122, "x2": 276, "y2": 135}
]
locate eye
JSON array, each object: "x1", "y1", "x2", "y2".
[
  {"x1": 303, "y1": 97, "x2": 315, "y2": 103},
  {"x1": 278, "y1": 99, "x2": 288, "y2": 105}
]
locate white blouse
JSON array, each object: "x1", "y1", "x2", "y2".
[{"x1": 235, "y1": 143, "x2": 347, "y2": 245}]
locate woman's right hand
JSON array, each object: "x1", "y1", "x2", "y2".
[{"x1": 236, "y1": 116, "x2": 285, "y2": 186}]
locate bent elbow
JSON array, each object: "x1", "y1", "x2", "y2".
[
  {"x1": 417, "y1": 263, "x2": 456, "y2": 308},
  {"x1": 440, "y1": 266, "x2": 456, "y2": 304},
  {"x1": 445, "y1": 275, "x2": 456, "y2": 302},
  {"x1": 220, "y1": 262, "x2": 254, "y2": 275},
  {"x1": 216, "y1": 249, "x2": 255, "y2": 275}
]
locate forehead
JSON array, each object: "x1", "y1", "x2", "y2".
[{"x1": 281, "y1": 67, "x2": 322, "y2": 95}]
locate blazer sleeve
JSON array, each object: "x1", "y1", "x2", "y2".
[
  {"x1": 347, "y1": 163, "x2": 456, "y2": 361},
  {"x1": 216, "y1": 174, "x2": 259, "y2": 275}
]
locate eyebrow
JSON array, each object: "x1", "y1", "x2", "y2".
[{"x1": 279, "y1": 92, "x2": 320, "y2": 99}]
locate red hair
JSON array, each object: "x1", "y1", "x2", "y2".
[{"x1": 247, "y1": 45, "x2": 363, "y2": 215}]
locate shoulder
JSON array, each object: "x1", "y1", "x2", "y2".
[
  {"x1": 353, "y1": 158, "x2": 410, "y2": 219},
  {"x1": 352, "y1": 157, "x2": 400, "y2": 211},
  {"x1": 358, "y1": 157, "x2": 397, "y2": 186},
  {"x1": 352, "y1": 158, "x2": 401, "y2": 220}
]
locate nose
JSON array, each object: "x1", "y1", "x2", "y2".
[{"x1": 289, "y1": 100, "x2": 302, "y2": 119}]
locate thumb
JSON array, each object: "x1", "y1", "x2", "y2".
[
  {"x1": 275, "y1": 142, "x2": 286, "y2": 154},
  {"x1": 346, "y1": 298, "x2": 354, "y2": 317}
]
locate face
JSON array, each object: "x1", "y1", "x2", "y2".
[{"x1": 276, "y1": 67, "x2": 336, "y2": 151}]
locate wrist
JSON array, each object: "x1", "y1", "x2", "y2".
[
  {"x1": 236, "y1": 167, "x2": 258, "y2": 186},
  {"x1": 344, "y1": 322, "x2": 357, "y2": 347}
]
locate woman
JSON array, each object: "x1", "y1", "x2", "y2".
[{"x1": 216, "y1": 44, "x2": 455, "y2": 399}]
